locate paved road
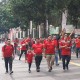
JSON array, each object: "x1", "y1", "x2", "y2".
[{"x1": 0, "y1": 43, "x2": 80, "y2": 80}]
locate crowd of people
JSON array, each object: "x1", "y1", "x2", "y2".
[{"x1": 2, "y1": 30, "x2": 80, "y2": 74}]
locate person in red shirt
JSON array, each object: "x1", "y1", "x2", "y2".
[
  {"x1": 19, "y1": 38, "x2": 28, "y2": 62},
  {"x1": 59, "y1": 35, "x2": 65, "y2": 59},
  {"x1": 32, "y1": 38, "x2": 43, "y2": 72},
  {"x1": 2, "y1": 39, "x2": 14, "y2": 74},
  {"x1": 75, "y1": 35, "x2": 80, "y2": 58},
  {"x1": 26, "y1": 49, "x2": 34, "y2": 73},
  {"x1": 64, "y1": 34, "x2": 72, "y2": 41},
  {"x1": 59, "y1": 35, "x2": 71, "y2": 70},
  {"x1": 13, "y1": 38, "x2": 19, "y2": 54},
  {"x1": 71, "y1": 38, "x2": 76, "y2": 54},
  {"x1": 25, "y1": 37, "x2": 35, "y2": 49},
  {"x1": 44, "y1": 35, "x2": 55, "y2": 72},
  {"x1": 43, "y1": 38, "x2": 47, "y2": 44},
  {"x1": 25, "y1": 37, "x2": 31, "y2": 42},
  {"x1": 52, "y1": 35, "x2": 59, "y2": 66},
  {"x1": 28, "y1": 38, "x2": 35, "y2": 49}
]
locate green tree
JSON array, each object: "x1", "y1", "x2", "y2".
[
  {"x1": 0, "y1": 0, "x2": 19, "y2": 33},
  {"x1": 1, "y1": 0, "x2": 80, "y2": 33},
  {"x1": 68, "y1": 0, "x2": 80, "y2": 28}
]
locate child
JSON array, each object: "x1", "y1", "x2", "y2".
[{"x1": 26, "y1": 49, "x2": 34, "y2": 73}]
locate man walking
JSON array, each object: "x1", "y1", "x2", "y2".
[
  {"x1": 13, "y1": 38, "x2": 19, "y2": 54},
  {"x1": 19, "y1": 38, "x2": 28, "y2": 62},
  {"x1": 75, "y1": 35, "x2": 80, "y2": 58},
  {"x1": 2, "y1": 39, "x2": 14, "y2": 74},
  {"x1": 44, "y1": 36, "x2": 55, "y2": 72},
  {"x1": 32, "y1": 38, "x2": 43, "y2": 72},
  {"x1": 59, "y1": 34, "x2": 71, "y2": 70}
]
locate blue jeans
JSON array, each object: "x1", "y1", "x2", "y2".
[
  {"x1": 55, "y1": 50, "x2": 59, "y2": 65},
  {"x1": 76, "y1": 48, "x2": 80, "y2": 58},
  {"x1": 62, "y1": 55, "x2": 70, "y2": 70}
]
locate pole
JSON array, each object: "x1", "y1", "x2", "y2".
[
  {"x1": 46, "y1": 20, "x2": 49, "y2": 37},
  {"x1": 23, "y1": 31, "x2": 25, "y2": 38},
  {"x1": 30, "y1": 21, "x2": 32, "y2": 37},
  {"x1": 33, "y1": 28, "x2": 35, "y2": 38},
  {"x1": 39, "y1": 25, "x2": 41, "y2": 38},
  {"x1": 28, "y1": 29, "x2": 30, "y2": 37},
  {"x1": 62, "y1": 10, "x2": 67, "y2": 30},
  {"x1": 20, "y1": 31, "x2": 22, "y2": 39}
]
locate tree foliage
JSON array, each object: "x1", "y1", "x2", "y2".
[
  {"x1": 0, "y1": 0, "x2": 80, "y2": 33},
  {"x1": 0, "y1": 0, "x2": 19, "y2": 33}
]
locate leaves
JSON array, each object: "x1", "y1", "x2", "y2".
[{"x1": 0, "y1": 0, "x2": 80, "y2": 32}]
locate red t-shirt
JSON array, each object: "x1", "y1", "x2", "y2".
[
  {"x1": 52, "y1": 39, "x2": 58, "y2": 48},
  {"x1": 66, "y1": 36, "x2": 71, "y2": 41},
  {"x1": 25, "y1": 38, "x2": 35, "y2": 47},
  {"x1": 32, "y1": 43, "x2": 43, "y2": 55},
  {"x1": 75, "y1": 38, "x2": 80, "y2": 48},
  {"x1": 43, "y1": 39, "x2": 47, "y2": 44},
  {"x1": 44, "y1": 41, "x2": 55, "y2": 54},
  {"x1": 59, "y1": 37, "x2": 65, "y2": 45},
  {"x1": 60, "y1": 40, "x2": 71, "y2": 56},
  {"x1": 14, "y1": 39, "x2": 19, "y2": 47},
  {"x1": 21, "y1": 41, "x2": 27, "y2": 50},
  {"x1": 62, "y1": 36, "x2": 71, "y2": 41},
  {"x1": 2, "y1": 44, "x2": 14, "y2": 58},
  {"x1": 25, "y1": 38, "x2": 31, "y2": 43},
  {"x1": 26, "y1": 52, "x2": 34, "y2": 63},
  {"x1": 59, "y1": 40, "x2": 62, "y2": 45}
]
